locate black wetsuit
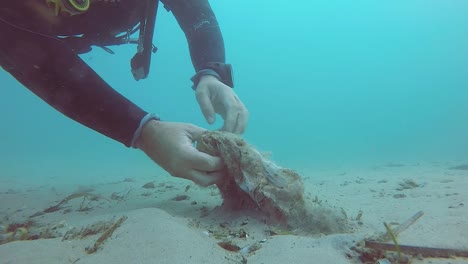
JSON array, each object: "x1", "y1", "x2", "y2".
[{"x1": 0, "y1": 0, "x2": 225, "y2": 147}]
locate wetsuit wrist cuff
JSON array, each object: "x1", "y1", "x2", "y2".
[
  {"x1": 131, "y1": 113, "x2": 160, "y2": 148},
  {"x1": 191, "y1": 69, "x2": 221, "y2": 90}
]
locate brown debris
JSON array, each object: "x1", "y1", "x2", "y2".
[
  {"x1": 39, "y1": 193, "x2": 104, "y2": 215},
  {"x1": 197, "y1": 131, "x2": 348, "y2": 234},
  {"x1": 217, "y1": 241, "x2": 240, "y2": 252},
  {"x1": 63, "y1": 221, "x2": 113, "y2": 241},
  {"x1": 85, "y1": 216, "x2": 127, "y2": 254},
  {"x1": 365, "y1": 240, "x2": 468, "y2": 258}
]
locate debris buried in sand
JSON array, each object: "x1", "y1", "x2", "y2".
[{"x1": 197, "y1": 131, "x2": 349, "y2": 234}]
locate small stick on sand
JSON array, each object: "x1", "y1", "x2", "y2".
[
  {"x1": 392, "y1": 210, "x2": 424, "y2": 237},
  {"x1": 379, "y1": 211, "x2": 424, "y2": 241}
]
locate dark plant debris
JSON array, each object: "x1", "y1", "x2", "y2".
[{"x1": 85, "y1": 216, "x2": 127, "y2": 254}]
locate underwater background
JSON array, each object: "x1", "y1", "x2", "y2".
[{"x1": 1, "y1": 0, "x2": 467, "y2": 185}]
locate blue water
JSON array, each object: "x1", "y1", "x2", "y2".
[{"x1": 1, "y1": 1, "x2": 468, "y2": 183}]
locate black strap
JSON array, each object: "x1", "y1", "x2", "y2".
[
  {"x1": 131, "y1": 0, "x2": 159, "y2": 81},
  {"x1": 60, "y1": 21, "x2": 141, "y2": 54}
]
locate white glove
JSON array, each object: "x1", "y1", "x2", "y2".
[
  {"x1": 195, "y1": 75, "x2": 249, "y2": 134},
  {"x1": 136, "y1": 120, "x2": 225, "y2": 186}
]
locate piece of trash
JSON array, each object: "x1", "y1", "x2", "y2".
[
  {"x1": 197, "y1": 131, "x2": 348, "y2": 234},
  {"x1": 375, "y1": 259, "x2": 391, "y2": 264},
  {"x1": 217, "y1": 241, "x2": 240, "y2": 252},
  {"x1": 240, "y1": 242, "x2": 262, "y2": 255}
]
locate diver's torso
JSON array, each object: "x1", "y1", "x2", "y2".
[{"x1": 1, "y1": 0, "x2": 146, "y2": 36}]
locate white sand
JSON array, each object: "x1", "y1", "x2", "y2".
[{"x1": 1, "y1": 161, "x2": 467, "y2": 264}]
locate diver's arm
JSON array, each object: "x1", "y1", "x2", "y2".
[
  {"x1": 162, "y1": 0, "x2": 225, "y2": 71},
  {"x1": 0, "y1": 18, "x2": 148, "y2": 147},
  {"x1": 162, "y1": 0, "x2": 247, "y2": 134}
]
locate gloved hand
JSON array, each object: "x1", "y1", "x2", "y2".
[
  {"x1": 135, "y1": 120, "x2": 225, "y2": 186},
  {"x1": 195, "y1": 75, "x2": 249, "y2": 134}
]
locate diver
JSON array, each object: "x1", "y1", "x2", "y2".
[{"x1": 0, "y1": 0, "x2": 249, "y2": 186}]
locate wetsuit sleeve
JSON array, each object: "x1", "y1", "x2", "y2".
[
  {"x1": 161, "y1": 0, "x2": 225, "y2": 71},
  {"x1": 0, "y1": 19, "x2": 147, "y2": 147}
]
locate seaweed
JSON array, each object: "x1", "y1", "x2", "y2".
[
  {"x1": 85, "y1": 215, "x2": 127, "y2": 254},
  {"x1": 384, "y1": 222, "x2": 402, "y2": 262},
  {"x1": 62, "y1": 221, "x2": 113, "y2": 241},
  {"x1": 43, "y1": 193, "x2": 102, "y2": 213},
  {"x1": 6, "y1": 220, "x2": 35, "y2": 232},
  {"x1": 0, "y1": 221, "x2": 35, "y2": 244},
  {"x1": 78, "y1": 196, "x2": 94, "y2": 212}
]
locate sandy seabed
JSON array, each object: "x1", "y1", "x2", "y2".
[{"x1": 1, "y1": 161, "x2": 467, "y2": 264}]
